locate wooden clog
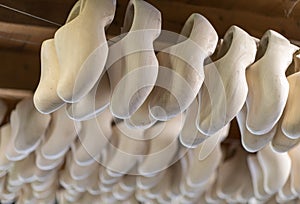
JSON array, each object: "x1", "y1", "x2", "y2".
[
  {"x1": 10, "y1": 98, "x2": 50, "y2": 156},
  {"x1": 186, "y1": 144, "x2": 222, "y2": 187},
  {"x1": 149, "y1": 13, "x2": 218, "y2": 120},
  {"x1": 69, "y1": 159, "x2": 99, "y2": 181},
  {"x1": 197, "y1": 124, "x2": 229, "y2": 160},
  {"x1": 66, "y1": 72, "x2": 111, "y2": 121},
  {"x1": 54, "y1": 0, "x2": 116, "y2": 103},
  {"x1": 0, "y1": 124, "x2": 13, "y2": 170},
  {"x1": 180, "y1": 99, "x2": 208, "y2": 148},
  {"x1": 5, "y1": 115, "x2": 27, "y2": 161},
  {"x1": 237, "y1": 105, "x2": 276, "y2": 153},
  {"x1": 31, "y1": 174, "x2": 57, "y2": 192},
  {"x1": 276, "y1": 175, "x2": 296, "y2": 203},
  {"x1": 257, "y1": 144, "x2": 291, "y2": 195},
  {"x1": 33, "y1": 39, "x2": 65, "y2": 114},
  {"x1": 246, "y1": 30, "x2": 298, "y2": 135},
  {"x1": 107, "y1": 0, "x2": 161, "y2": 118},
  {"x1": 271, "y1": 119, "x2": 300, "y2": 153},
  {"x1": 216, "y1": 147, "x2": 248, "y2": 199},
  {"x1": 288, "y1": 143, "x2": 300, "y2": 196},
  {"x1": 33, "y1": 1, "x2": 81, "y2": 114},
  {"x1": 72, "y1": 108, "x2": 112, "y2": 166},
  {"x1": 197, "y1": 25, "x2": 256, "y2": 135},
  {"x1": 35, "y1": 146, "x2": 65, "y2": 171},
  {"x1": 125, "y1": 97, "x2": 156, "y2": 129},
  {"x1": 72, "y1": 165, "x2": 99, "y2": 193},
  {"x1": 281, "y1": 72, "x2": 300, "y2": 139},
  {"x1": 112, "y1": 183, "x2": 134, "y2": 201},
  {"x1": 136, "y1": 170, "x2": 166, "y2": 190},
  {"x1": 99, "y1": 166, "x2": 120, "y2": 185},
  {"x1": 40, "y1": 106, "x2": 79, "y2": 160},
  {"x1": 139, "y1": 114, "x2": 182, "y2": 176},
  {"x1": 104, "y1": 123, "x2": 146, "y2": 176},
  {"x1": 86, "y1": 169, "x2": 101, "y2": 196},
  {"x1": 112, "y1": 175, "x2": 136, "y2": 201}
]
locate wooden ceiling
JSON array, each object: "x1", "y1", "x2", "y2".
[{"x1": 0, "y1": 0, "x2": 300, "y2": 90}]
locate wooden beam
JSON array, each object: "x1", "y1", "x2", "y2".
[
  {"x1": 0, "y1": 88, "x2": 32, "y2": 99},
  {"x1": 0, "y1": 21, "x2": 55, "y2": 51}
]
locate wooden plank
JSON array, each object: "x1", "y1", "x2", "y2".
[
  {"x1": 0, "y1": 88, "x2": 32, "y2": 100},
  {"x1": 0, "y1": 21, "x2": 55, "y2": 51}
]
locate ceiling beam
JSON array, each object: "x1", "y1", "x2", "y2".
[{"x1": 0, "y1": 21, "x2": 55, "y2": 51}]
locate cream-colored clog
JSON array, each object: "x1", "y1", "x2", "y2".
[
  {"x1": 66, "y1": 72, "x2": 111, "y2": 121},
  {"x1": 54, "y1": 0, "x2": 116, "y2": 103},
  {"x1": 139, "y1": 114, "x2": 183, "y2": 176},
  {"x1": 9, "y1": 98, "x2": 50, "y2": 156},
  {"x1": 247, "y1": 155, "x2": 271, "y2": 200},
  {"x1": 257, "y1": 144, "x2": 291, "y2": 195},
  {"x1": 149, "y1": 13, "x2": 218, "y2": 120},
  {"x1": 237, "y1": 105, "x2": 276, "y2": 153},
  {"x1": 107, "y1": 0, "x2": 161, "y2": 118},
  {"x1": 40, "y1": 106, "x2": 79, "y2": 160},
  {"x1": 72, "y1": 108, "x2": 112, "y2": 166},
  {"x1": 281, "y1": 72, "x2": 300, "y2": 139},
  {"x1": 33, "y1": 1, "x2": 81, "y2": 113},
  {"x1": 197, "y1": 25, "x2": 256, "y2": 135},
  {"x1": 246, "y1": 30, "x2": 298, "y2": 135}
]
